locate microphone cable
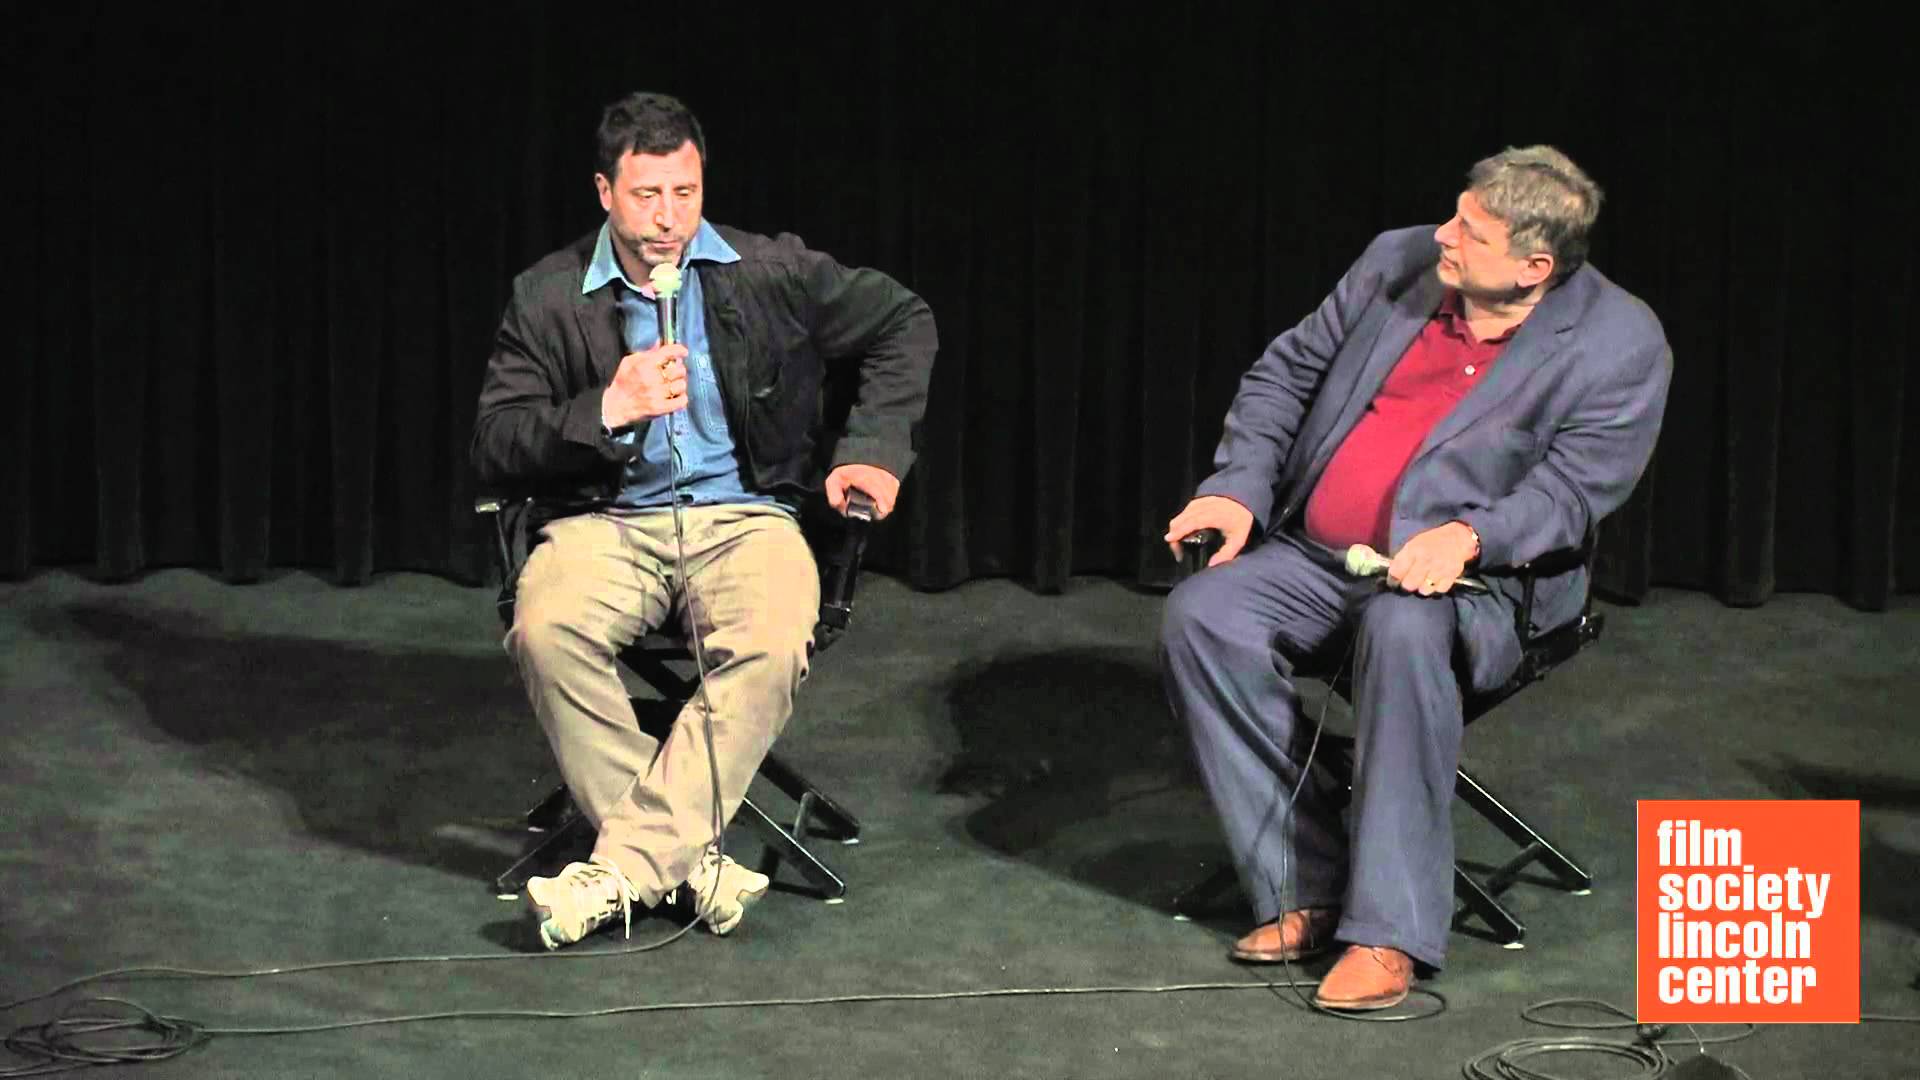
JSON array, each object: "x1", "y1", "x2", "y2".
[
  {"x1": 1181, "y1": 535, "x2": 1449, "y2": 1023},
  {"x1": 631, "y1": 258, "x2": 729, "y2": 928},
  {"x1": 656, "y1": 262, "x2": 732, "y2": 932},
  {"x1": 663, "y1": 389, "x2": 732, "y2": 922},
  {"x1": 11, "y1": 970, "x2": 1912, "y2": 1079},
  {"x1": 9, "y1": 523, "x2": 1920, "y2": 1074},
  {"x1": 0, "y1": 262, "x2": 731, "y2": 1075},
  {"x1": 0, "y1": 969, "x2": 1400, "y2": 1077},
  {"x1": 1254, "y1": 633, "x2": 1450, "y2": 1024},
  {"x1": 1462, "y1": 998, "x2": 1761, "y2": 1080}
]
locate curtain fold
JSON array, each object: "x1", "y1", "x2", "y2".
[{"x1": 12, "y1": 7, "x2": 1915, "y2": 610}]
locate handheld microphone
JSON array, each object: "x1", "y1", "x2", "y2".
[
  {"x1": 1344, "y1": 543, "x2": 1489, "y2": 593},
  {"x1": 648, "y1": 262, "x2": 682, "y2": 346},
  {"x1": 646, "y1": 258, "x2": 688, "y2": 488},
  {"x1": 1343, "y1": 543, "x2": 1392, "y2": 578}
]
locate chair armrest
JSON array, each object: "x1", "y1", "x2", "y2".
[
  {"x1": 474, "y1": 494, "x2": 535, "y2": 628},
  {"x1": 1178, "y1": 529, "x2": 1223, "y2": 579},
  {"x1": 1175, "y1": 527, "x2": 1577, "y2": 652},
  {"x1": 481, "y1": 487, "x2": 881, "y2": 647},
  {"x1": 815, "y1": 491, "x2": 876, "y2": 648},
  {"x1": 1505, "y1": 536, "x2": 1599, "y2": 644}
]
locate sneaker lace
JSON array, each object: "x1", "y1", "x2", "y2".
[
  {"x1": 582, "y1": 855, "x2": 636, "y2": 940},
  {"x1": 666, "y1": 846, "x2": 726, "y2": 923},
  {"x1": 695, "y1": 847, "x2": 726, "y2": 923}
]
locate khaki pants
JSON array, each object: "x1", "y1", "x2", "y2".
[{"x1": 506, "y1": 505, "x2": 818, "y2": 906}]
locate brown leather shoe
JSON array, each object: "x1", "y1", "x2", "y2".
[
  {"x1": 1312, "y1": 945, "x2": 1416, "y2": 1010},
  {"x1": 1229, "y1": 907, "x2": 1340, "y2": 963}
]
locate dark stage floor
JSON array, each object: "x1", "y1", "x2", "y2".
[{"x1": 4, "y1": 569, "x2": 1918, "y2": 1078}]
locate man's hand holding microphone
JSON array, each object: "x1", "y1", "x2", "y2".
[
  {"x1": 601, "y1": 342, "x2": 691, "y2": 430},
  {"x1": 1164, "y1": 496, "x2": 1485, "y2": 595}
]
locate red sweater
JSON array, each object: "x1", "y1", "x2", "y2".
[{"x1": 1303, "y1": 290, "x2": 1514, "y2": 552}]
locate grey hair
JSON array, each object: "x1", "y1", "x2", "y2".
[{"x1": 1467, "y1": 146, "x2": 1603, "y2": 282}]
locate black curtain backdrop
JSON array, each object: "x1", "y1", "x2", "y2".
[{"x1": 7, "y1": 5, "x2": 1915, "y2": 609}]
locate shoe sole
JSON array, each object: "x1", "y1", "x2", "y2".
[
  {"x1": 1229, "y1": 941, "x2": 1333, "y2": 964},
  {"x1": 1312, "y1": 987, "x2": 1412, "y2": 1011},
  {"x1": 524, "y1": 878, "x2": 576, "y2": 951}
]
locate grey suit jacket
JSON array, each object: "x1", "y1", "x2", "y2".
[{"x1": 1197, "y1": 226, "x2": 1672, "y2": 685}]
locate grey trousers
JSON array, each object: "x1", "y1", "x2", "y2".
[
  {"x1": 506, "y1": 505, "x2": 819, "y2": 907},
  {"x1": 1158, "y1": 531, "x2": 1520, "y2": 970}
]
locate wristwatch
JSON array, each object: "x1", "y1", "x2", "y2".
[{"x1": 1455, "y1": 520, "x2": 1481, "y2": 561}]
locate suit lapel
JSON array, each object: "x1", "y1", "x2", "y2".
[
  {"x1": 1411, "y1": 272, "x2": 1586, "y2": 459},
  {"x1": 572, "y1": 283, "x2": 623, "y2": 385},
  {"x1": 1299, "y1": 270, "x2": 1447, "y2": 481},
  {"x1": 699, "y1": 265, "x2": 751, "y2": 432}
]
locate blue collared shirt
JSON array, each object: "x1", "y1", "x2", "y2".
[{"x1": 582, "y1": 220, "x2": 776, "y2": 510}]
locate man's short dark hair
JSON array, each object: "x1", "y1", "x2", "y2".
[{"x1": 595, "y1": 92, "x2": 706, "y2": 182}]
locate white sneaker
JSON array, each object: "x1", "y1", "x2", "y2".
[
  {"x1": 524, "y1": 856, "x2": 637, "y2": 951},
  {"x1": 675, "y1": 844, "x2": 769, "y2": 935}
]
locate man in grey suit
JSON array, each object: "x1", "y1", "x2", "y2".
[{"x1": 1160, "y1": 146, "x2": 1670, "y2": 1009}]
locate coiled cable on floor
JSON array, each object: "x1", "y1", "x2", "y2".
[{"x1": 1463, "y1": 998, "x2": 1759, "y2": 1080}]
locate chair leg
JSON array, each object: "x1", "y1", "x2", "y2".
[
  {"x1": 756, "y1": 752, "x2": 862, "y2": 842},
  {"x1": 502, "y1": 699, "x2": 862, "y2": 901},
  {"x1": 740, "y1": 754, "x2": 859, "y2": 900},
  {"x1": 738, "y1": 795, "x2": 847, "y2": 901},
  {"x1": 1453, "y1": 866, "x2": 1527, "y2": 946},
  {"x1": 523, "y1": 783, "x2": 573, "y2": 831},
  {"x1": 1173, "y1": 860, "x2": 1533, "y2": 944},
  {"x1": 495, "y1": 811, "x2": 592, "y2": 894},
  {"x1": 495, "y1": 795, "x2": 851, "y2": 902},
  {"x1": 1447, "y1": 765, "x2": 1591, "y2": 947},
  {"x1": 1170, "y1": 865, "x2": 1240, "y2": 920},
  {"x1": 1162, "y1": 764, "x2": 1586, "y2": 944},
  {"x1": 1454, "y1": 767, "x2": 1593, "y2": 893}
]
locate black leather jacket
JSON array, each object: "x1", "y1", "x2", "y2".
[{"x1": 471, "y1": 224, "x2": 937, "y2": 510}]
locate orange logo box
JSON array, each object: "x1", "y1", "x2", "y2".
[{"x1": 1636, "y1": 800, "x2": 1858, "y2": 1023}]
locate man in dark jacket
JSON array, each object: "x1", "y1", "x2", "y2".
[{"x1": 472, "y1": 92, "x2": 936, "y2": 950}]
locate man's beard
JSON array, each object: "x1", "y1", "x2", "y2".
[{"x1": 616, "y1": 225, "x2": 676, "y2": 267}]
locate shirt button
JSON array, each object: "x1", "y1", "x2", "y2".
[{"x1": 1464, "y1": 364, "x2": 1477, "y2": 375}]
